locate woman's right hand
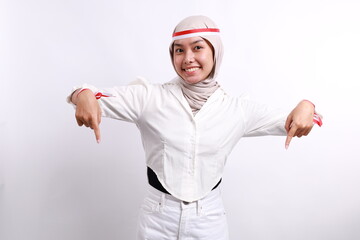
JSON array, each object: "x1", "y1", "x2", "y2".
[{"x1": 71, "y1": 89, "x2": 102, "y2": 143}]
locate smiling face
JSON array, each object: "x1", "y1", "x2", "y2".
[{"x1": 173, "y1": 37, "x2": 214, "y2": 84}]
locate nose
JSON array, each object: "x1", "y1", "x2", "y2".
[{"x1": 184, "y1": 50, "x2": 194, "y2": 64}]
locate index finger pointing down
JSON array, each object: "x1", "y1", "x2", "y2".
[
  {"x1": 93, "y1": 123, "x2": 101, "y2": 144},
  {"x1": 285, "y1": 126, "x2": 297, "y2": 150}
]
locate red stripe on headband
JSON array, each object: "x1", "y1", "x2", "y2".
[{"x1": 172, "y1": 28, "x2": 220, "y2": 37}]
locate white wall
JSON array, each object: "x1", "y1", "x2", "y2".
[{"x1": 1, "y1": 0, "x2": 359, "y2": 239}]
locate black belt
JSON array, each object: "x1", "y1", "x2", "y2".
[{"x1": 147, "y1": 167, "x2": 222, "y2": 195}]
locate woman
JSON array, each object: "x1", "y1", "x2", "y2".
[{"x1": 68, "y1": 16, "x2": 321, "y2": 240}]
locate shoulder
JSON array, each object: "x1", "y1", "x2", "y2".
[
  {"x1": 130, "y1": 76, "x2": 181, "y2": 90},
  {"x1": 161, "y1": 77, "x2": 181, "y2": 89}
]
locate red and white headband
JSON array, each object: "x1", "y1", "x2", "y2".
[{"x1": 172, "y1": 28, "x2": 220, "y2": 41}]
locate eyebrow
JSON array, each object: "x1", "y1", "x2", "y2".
[{"x1": 173, "y1": 39, "x2": 204, "y2": 47}]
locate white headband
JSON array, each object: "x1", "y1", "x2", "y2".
[{"x1": 172, "y1": 28, "x2": 220, "y2": 41}]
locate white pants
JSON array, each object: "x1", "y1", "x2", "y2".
[{"x1": 137, "y1": 185, "x2": 229, "y2": 240}]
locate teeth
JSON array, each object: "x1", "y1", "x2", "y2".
[{"x1": 184, "y1": 67, "x2": 199, "y2": 72}]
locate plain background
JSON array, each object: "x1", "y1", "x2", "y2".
[{"x1": 1, "y1": 0, "x2": 360, "y2": 239}]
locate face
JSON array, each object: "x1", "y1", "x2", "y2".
[{"x1": 173, "y1": 37, "x2": 214, "y2": 84}]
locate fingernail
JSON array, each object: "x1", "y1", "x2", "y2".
[
  {"x1": 285, "y1": 144, "x2": 289, "y2": 150},
  {"x1": 97, "y1": 139, "x2": 101, "y2": 144}
]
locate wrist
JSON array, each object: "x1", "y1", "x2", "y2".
[
  {"x1": 301, "y1": 99, "x2": 315, "y2": 109},
  {"x1": 301, "y1": 100, "x2": 323, "y2": 127},
  {"x1": 77, "y1": 88, "x2": 92, "y2": 98},
  {"x1": 72, "y1": 88, "x2": 93, "y2": 105}
]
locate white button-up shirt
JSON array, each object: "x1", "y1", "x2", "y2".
[{"x1": 68, "y1": 77, "x2": 287, "y2": 202}]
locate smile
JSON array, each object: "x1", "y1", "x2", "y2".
[{"x1": 184, "y1": 67, "x2": 200, "y2": 72}]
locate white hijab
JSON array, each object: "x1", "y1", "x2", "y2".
[{"x1": 169, "y1": 16, "x2": 224, "y2": 114}]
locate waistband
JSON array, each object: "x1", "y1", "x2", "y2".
[
  {"x1": 147, "y1": 166, "x2": 222, "y2": 195},
  {"x1": 146, "y1": 184, "x2": 222, "y2": 209}
]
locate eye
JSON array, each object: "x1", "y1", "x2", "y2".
[
  {"x1": 194, "y1": 46, "x2": 203, "y2": 50},
  {"x1": 175, "y1": 48, "x2": 183, "y2": 53}
]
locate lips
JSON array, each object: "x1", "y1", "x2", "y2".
[{"x1": 183, "y1": 67, "x2": 200, "y2": 73}]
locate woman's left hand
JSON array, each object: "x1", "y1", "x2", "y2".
[{"x1": 285, "y1": 100, "x2": 315, "y2": 149}]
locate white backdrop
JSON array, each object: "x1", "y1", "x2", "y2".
[{"x1": 1, "y1": 0, "x2": 360, "y2": 239}]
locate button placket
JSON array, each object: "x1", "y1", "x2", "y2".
[{"x1": 188, "y1": 120, "x2": 197, "y2": 176}]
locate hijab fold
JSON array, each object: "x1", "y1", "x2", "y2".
[{"x1": 180, "y1": 78, "x2": 219, "y2": 115}]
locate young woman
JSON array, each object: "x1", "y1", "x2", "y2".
[{"x1": 68, "y1": 15, "x2": 322, "y2": 240}]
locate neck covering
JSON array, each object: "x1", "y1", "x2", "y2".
[{"x1": 169, "y1": 16, "x2": 224, "y2": 115}]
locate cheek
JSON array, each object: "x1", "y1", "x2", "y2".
[
  {"x1": 200, "y1": 53, "x2": 214, "y2": 69},
  {"x1": 173, "y1": 57, "x2": 183, "y2": 71}
]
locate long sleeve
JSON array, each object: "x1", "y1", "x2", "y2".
[
  {"x1": 241, "y1": 99, "x2": 287, "y2": 137},
  {"x1": 66, "y1": 77, "x2": 153, "y2": 123}
]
